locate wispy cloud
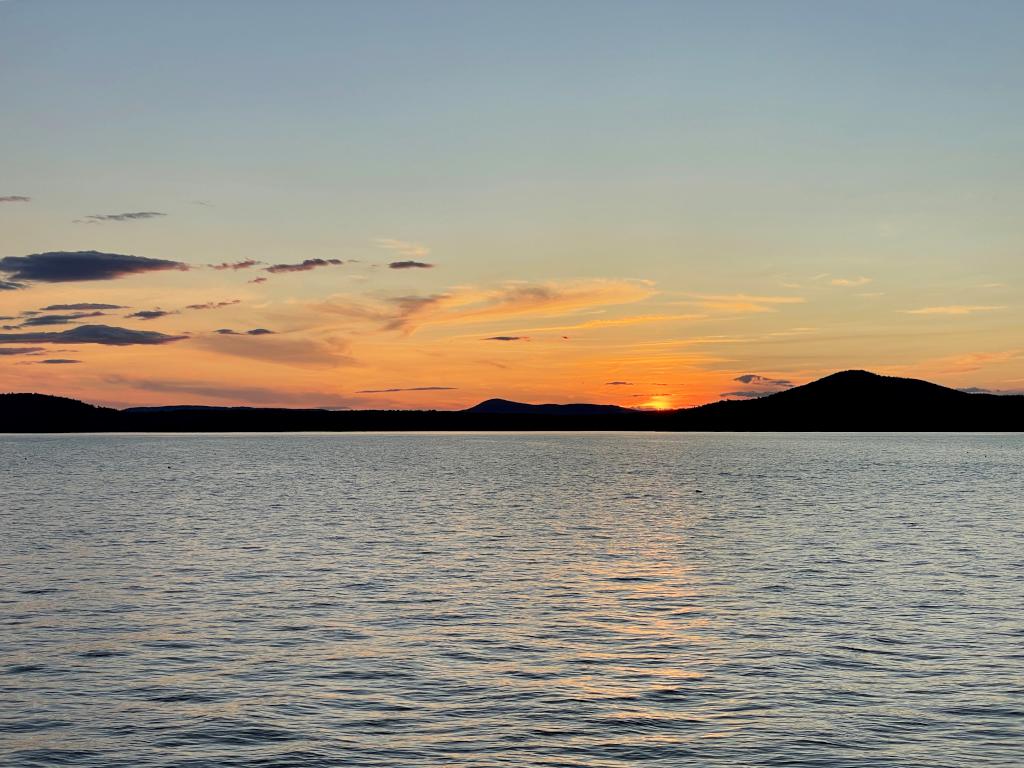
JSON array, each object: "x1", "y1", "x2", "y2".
[
  {"x1": 13, "y1": 311, "x2": 107, "y2": 327},
  {"x1": 215, "y1": 328, "x2": 275, "y2": 336},
  {"x1": 688, "y1": 293, "x2": 805, "y2": 313},
  {"x1": 39, "y1": 359, "x2": 81, "y2": 364},
  {"x1": 389, "y1": 260, "x2": 434, "y2": 269},
  {"x1": 831, "y1": 276, "x2": 872, "y2": 287},
  {"x1": 110, "y1": 376, "x2": 363, "y2": 408},
  {"x1": 75, "y1": 211, "x2": 167, "y2": 223},
  {"x1": 194, "y1": 333, "x2": 352, "y2": 367},
  {"x1": 0, "y1": 195, "x2": 30, "y2": 203},
  {"x1": 186, "y1": 299, "x2": 240, "y2": 310},
  {"x1": 210, "y1": 260, "x2": 259, "y2": 270},
  {"x1": 127, "y1": 309, "x2": 176, "y2": 320},
  {"x1": 318, "y1": 279, "x2": 656, "y2": 335},
  {"x1": 902, "y1": 305, "x2": 1006, "y2": 315},
  {"x1": 606, "y1": 381, "x2": 633, "y2": 386},
  {"x1": 0, "y1": 347, "x2": 44, "y2": 356},
  {"x1": 265, "y1": 258, "x2": 344, "y2": 274},
  {"x1": 484, "y1": 335, "x2": 528, "y2": 341},
  {"x1": 42, "y1": 303, "x2": 126, "y2": 311},
  {"x1": 356, "y1": 386, "x2": 457, "y2": 393}
]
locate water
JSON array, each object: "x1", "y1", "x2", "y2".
[{"x1": 1, "y1": 433, "x2": 1022, "y2": 767}]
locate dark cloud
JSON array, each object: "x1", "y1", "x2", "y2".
[
  {"x1": 127, "y1": 309, "x2": 175, "y2": 320},
  {"x1": 606, "y1": 381, "x2": 633, "y2": 386},
  {"x1": 215, "y1": 328, "x2": 275, "y2": 336},
  {"x1": 0, "y1": 324, "x2": 186, "y2": 346},
  {"x1": 76, "y1": 211, "x2": 166, "y2": 223},
  {"x1": 0, "y1": 347, "x2": 44, "y2": 356},
  {"x1": 42, "y1": 303, "x2": 126, "y2": 311},
  {"x1": 484, "y1": 336, "x2": 528, "y2": 341},
  {"x1": 16, "y1": 311, "x2": 106, "y2": 327},
  {"x1": 388, "y1": 260, "x2": 435, "y2": 269},
  {"x1": 210, "y1": 260, "x2": 259, "y2": 270},
  {"x1": 720, "y1": 390, "x2": 775, "y2": 399},
  {"x1": 0, "y1": 196, "x2": 31, "y2": 203},
  {"x1": 959, "y1": 386, "x2": 1024, "y2": 396},
  {"x1": 356, "y1": 386, "x2": 458, "y2": 393},
  {"x1": 733, "y1": 374, "x2": 793, "y2": 387},
  {"x1": 249, "y1": 277, "x2": 268, "y2": 284},
  {"x1": 0, "y1": 280, "x2": 25, "y2": 291},
  {"x1": 186, "y1": 299, "x2": 240, "y2": 310},
  {"x1": 722, "y1": 373, "x2": 794, "y2": 400},
  {"x1": 265, "y1": 258, "x2": 344, "y2": 274},
  {"x1": 39, "y1": 359, "x2": 81, "y2": 364},
  {"x1": 0, "y1": 251, "x2": 189, "y2": 283}
]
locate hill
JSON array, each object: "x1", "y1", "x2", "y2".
[
  {"x1": 1, "y1": 371, "x2": 1021, "y2": 432},
  {"x1": 464, "y1": 398, "x2": 635, "y2": 415}
]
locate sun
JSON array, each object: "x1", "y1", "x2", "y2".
[{"x1": 639, "y1": 396, "x2": 673, "y2": 411}]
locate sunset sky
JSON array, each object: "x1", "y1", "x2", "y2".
[{"x1": 2, "y1": 0, "x2": 1022, "y2": 409}]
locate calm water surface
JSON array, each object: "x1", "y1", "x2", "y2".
[{"x1": 1, "y1": 433, "x2": 1022, "y2": 767}]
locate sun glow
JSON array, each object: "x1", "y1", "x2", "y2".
[{"x1": 640, "y1": 396, "x2": 673, "y2": 411}]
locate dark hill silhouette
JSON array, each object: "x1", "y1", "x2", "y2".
[
  {"x1": 1, "y1": 370, "x2": 1021, "y2": 432},
  {"x1": 465, "y1": 398, "x2": 634, "y2": 415},
  {"x1": 668, "y1": 369, "x2": 1023, "y2": 430},
  {"x1": 0, "y1": 393, "x2": 117, "y2": 432}
]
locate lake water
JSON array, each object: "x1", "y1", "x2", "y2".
[{"x1": 1, "y1": 433, "x2": 1022, "y2": 767}]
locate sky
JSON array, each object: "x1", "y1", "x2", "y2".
[{"x1": 2, "y1": 0, "x2": 1023, "y2": 409}]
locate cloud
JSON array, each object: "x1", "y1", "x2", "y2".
[
  {"x1": 0, "y1": 280, "x2": 25, "y2": 290},
  {"x1": 375, "y1": 238, "x2": 430, "y2": 258},
  {"x1": 902, "y1": 305, "x2": 1006, "y2": 315},
  {"x1": 0, "y1": 324, "x2": 185, "y2": 345},
  {"x1": 484, "y1": 336, "x2": 528, "y2": 341},
  {"x1": 39, "y1": 359, "x2": 81, "y2": 364},
  {"x1": 109, "y1": 376, "x2": 362, "y2": 408},
  {"x1": 75, "y1": 211, "x2": 166, "y2": 223},
  {"x1": 194, "y1": 333, "x2": 352, "y2": 367},
  {"x1": 722, "y1": 373, "x2": 794, "y2": 399},
  {"x1": 319, "y1": 279, "x2": 655, "y2": 335},
  {"x1": 734, "y1": 374, "x2": 793, "y2": 386},
  {"x1": 0, "y1": 347, "x2": 44, "y2": 356},
  {"x1": 356, "y1": 386, "x2": 457, "y2": 393},
  {"x1": 606, "y1": 381, "x2": 633, "y2": 385},
  {"x1": 690, "y1": 293, "x2": 805, "y2": 313},
  {"x1": 127, "y1": 309, "x2": 176, "y2": 320},
  {"x1": 265, "y1": 258, "x2": 344, "y2": 274},
  {"x1": 959, "y1": 386, "x2": 1024, "y2": 396},
  {"x1": 249, "y1": 277, "x2": 268, "y2": 284},
  {"x1": 933, "y1": 349, "x2": 1020, "y2": 373},
  {"x1": 830, "y1": 276, "x2": 872, "y2": 287},
  {"x1": 186, "y1": 299, "x2": 240, "y2": 310},
  {"x1": 214, "y1": 328, "x2": 275, "y2": 336},
  {"x1": 389, "y1": 260, "x2": 435, "y2": 270},
  {"x1": 210, "y1": 260, "x2": 259, "y2": 270},
  {"x1": 42, "y1": 303, "x2": 126, "y2": 311},
  {"x1": 15, "y1": 311, "x2": 107, "y2": 327},
  {"x1": 0, "y1": 251, "x2": 189, "y2": 283},
  {"x1": 0, "y1": 196, "x2": 31, "y2": 203}
]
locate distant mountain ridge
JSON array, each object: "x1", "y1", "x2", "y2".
[
  {"x1": 2, "y1": 370, "x2": 1022, "y2": 432},
  {"x1": 464, "y1": 398, "x2": 634, "y2": 415}
]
